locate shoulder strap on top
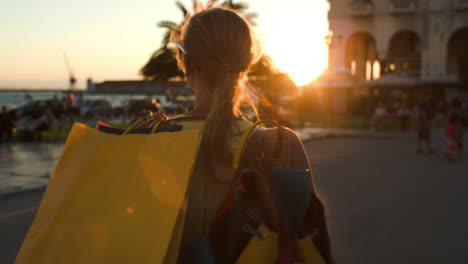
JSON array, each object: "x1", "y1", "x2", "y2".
[
  {"x1": 212, "y1": 120, "x2": 285, "y2": 222},
  {"x1": 232, "y1": 120, "x2": 264, "y2": 170},
  {"x1": 232, "y1": 120, "x2": 290, "y2": 171}
]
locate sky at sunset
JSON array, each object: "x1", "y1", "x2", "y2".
[{"x1": 1, "y1": 0, "x2": 329, "y2": 89}]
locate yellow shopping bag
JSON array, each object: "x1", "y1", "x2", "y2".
[
  {"x1": 15, "y1": 122, "x2": 200, "y2": 264},
  {"x1": 297, "y1": 237, "x2": 327, "y2": 264},
  {"x1": 235, "y1": 225, "x2": 278, "y2": 264},
  {"x1": 235, "y1": 225, "x2": 325, "y2": 264}
]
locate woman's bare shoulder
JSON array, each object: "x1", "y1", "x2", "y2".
[
  {"x1": 248, "y1": 126, "x2": 310, "y2": 169},
  {"x1": 252, "y1": 126, "x2": 302, "y2": 145}
]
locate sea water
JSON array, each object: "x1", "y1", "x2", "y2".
[{"x1": 0, "y1": 90, "x2": 164, "y2": 109}]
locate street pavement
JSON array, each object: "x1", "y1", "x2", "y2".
[
  {"x1": 0, "y1": 143, "x2": 62, "y2": 198},
  {"x1": 0, "y1": 129, "x2": 467, "y2": 263},
  {"x1": 306, "y1": 137, "x2": 468, "y2": 264},
  {"x1": 0, "y1": 191, "x2": 42, "y2": 264}
]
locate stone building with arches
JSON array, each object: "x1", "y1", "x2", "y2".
[{"x1": 328, "y1": 0, "x2": 468, "y2": 85}]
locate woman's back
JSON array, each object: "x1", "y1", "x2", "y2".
[{"x1": 178, "y1": 119, "x2": 253, "y2": 245}]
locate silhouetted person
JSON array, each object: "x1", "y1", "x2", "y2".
[
  {"x1": 0, "y1": 106, "x2": 17, "y2": 143},
  {"x1": 34, "y1": 107, "x2": 56, "y2": 141},
  {"x1": 74, "y1": 91, "x2": 83, "y2": 117},
  {"x1": 444, "y1": 110, "x2": 462, "y2": 161},
  {"x1": 372, "y1": 102, "x2": 388, "y2": 130},
  {"x1": 463, "y1": 98, "x2": 468, "y2": 136},
  {"x1": 449, "y1": 98, "x2": 465, "y2": 149},
  {"x1": 416, "y1": 93, "x2": 435, "y2": 154},
  {"x1": 397, "y1": 102, "x2": 413, "y2": 132},
  {"x1": 24, "y1": 92, "x2": 33, "y2": 101},
  {"x1": 65, "y1": 92, "x2": 76, "y2": 120}
]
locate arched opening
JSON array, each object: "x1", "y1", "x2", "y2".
[
  {"x1": 386, "y1": 30, "x2": 421, "y2": 76},
  {"x1": 345, "y1": 32, "x2": 378, "y2": 81},
  {"x1": 447, "y1": 27, "x2": 468, "y2": 82},
  {"x1": 372, "y1": 61, "x2": 381, "y2": 80}
]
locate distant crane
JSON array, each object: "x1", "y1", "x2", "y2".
[{"x1": 63, "y1": 53, "x2": 77, "y2": 89}]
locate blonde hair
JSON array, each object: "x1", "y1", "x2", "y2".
[{"x1": 177, "y1": 7, "x2": 259, "y2": 163}]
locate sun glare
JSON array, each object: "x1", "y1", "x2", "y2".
[{"x1": 258, "y1": 3, "x2": 329, "y2": 86}]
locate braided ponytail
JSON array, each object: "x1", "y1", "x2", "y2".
[
  {"x1": 177, "y1": 7, "x2": 260, "y2": 165},
  {"x1": 202, "y1": 72, "x2": 241, "y2": 162}
]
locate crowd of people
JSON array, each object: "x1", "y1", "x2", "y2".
[
  {"x1": 1, "y1": 90, "x2": 192, "y2": 143},
  {"x1": 372, "y1": 93, "x2": 468, "y2": 161},
  {"x1": 0, "y1": 104, "x2": 57, "y2": 143},
  {"x1": 0, "y1": 91, "x2": 87, "y2": 143}
]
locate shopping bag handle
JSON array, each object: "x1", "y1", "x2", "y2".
[
  {"x1": 150, "y1": 119, "x2": 164, "y2": 133},
  {"x1": 123, "y1": 117, "x2": 165, "y2": 135}
]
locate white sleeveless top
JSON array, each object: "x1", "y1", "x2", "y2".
[{"x1": 177, "y1": 119, "x2": 253, "y2": 247}]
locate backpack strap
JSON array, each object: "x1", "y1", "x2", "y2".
[
  {"x1": 232, "y1": 120, "x2": 290, "y2": 170},
  {"x1": 211, "y1": 121, "x2": 299, "y2": 263},
  {"x1": 232, "y1": 120, "x2": 265, "y2": 170},
  {"x1": 213, "y1": 121, "x2": 289, "y2": 224}
]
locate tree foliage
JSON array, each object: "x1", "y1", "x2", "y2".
[{"x1": 140, "y1": 48, "x2": 184, "y2": 81}]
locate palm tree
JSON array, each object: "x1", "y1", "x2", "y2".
[
  {"x1": 139, "y1": 0, "x2": 275, "y2": 81},
  {"x1": 139, "y1": 2, "x2": 185, "y2": 81},
  {"x1": 139, "y1": 48, "x2": 184, "y2": 81}
]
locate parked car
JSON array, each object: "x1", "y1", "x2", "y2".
[
  {"x1": 15, "y1": 99, "x2": 64, "y2": 119},
  {"x1": 162, "y1": 104, "x2": 187, "y2": 117},
  {"x1": 126, "y1": 98, "x2": 160, "y2": 120},
  {"x1": 81, "y1": 99, "x2": 113, "y2": 118}
]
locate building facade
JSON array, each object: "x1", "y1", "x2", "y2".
[{"x1": 328, "y1": 0, "x2": 468, "y2": 84}]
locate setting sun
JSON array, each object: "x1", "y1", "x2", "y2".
[{"x1": 256, "y1": 2, "x2": 330, "y2": 86}]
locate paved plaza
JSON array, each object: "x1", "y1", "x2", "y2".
[
  {"x1": 306, "y1": 136, "x2": 468, "y2": 264},
  {"x1": 0, "y1": 143, "x2": 62, "y2": 197}
]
